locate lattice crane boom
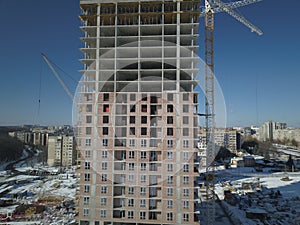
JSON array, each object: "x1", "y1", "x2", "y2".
[
  {"x1": 214, "y1": 0, "x2": 263, "y2": 35},
  {"x1": 222, "y1": 0, "x2": 262, "y2": 10},
  {"x1": 41, "y1": 53, "x2": 74, "y2": 101},
  {"x1": 201, "y1": 0, "x2": 263, "y2": 16}
]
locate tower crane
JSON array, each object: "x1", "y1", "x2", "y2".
[
  {"x1": 200, "y1": 0, "x2": 263, "y2": 224},
  {"x1": 41, "y1": 53, "x2": 74, "y2": 101}
]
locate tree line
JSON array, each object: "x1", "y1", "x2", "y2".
[
  {"x1": 273, "y1": 138, "x2": 299, "y2": 147},
  {"x1": 0, "y1": 132, "x2": 24, "y2": 163}
]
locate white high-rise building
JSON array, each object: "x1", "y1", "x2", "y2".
[
  {"x1": 259, "y1": 121, "x2": 287, "y2": 141},
  {"x1": 47, "y1": 135, "x2": 76, "y2": 167}
]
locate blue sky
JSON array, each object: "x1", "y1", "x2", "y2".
[{"x1": 0, "y1": 0, "x2": 299, "y2": 127}]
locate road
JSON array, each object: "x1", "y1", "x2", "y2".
[{"x1": 273, "y1": 144, "x2": 300, "y2": 157}]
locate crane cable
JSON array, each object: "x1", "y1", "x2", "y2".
[
  {"x1": 38, "y1": 62, "x2": 42, "y2": 116},
  {"x1": 35, "y1": 54, "x2": 79, "y2": 125},
  {"x1": 34, "y1": 58, "x2": 43, "y2": 125},
  {"x1": 256, "y1": 73, "x2": 259, "y2": 126}
]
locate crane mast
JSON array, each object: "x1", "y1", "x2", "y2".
[
  {"x1": 202, "y1": 0, "x2": 263, "y2": 224},
  {"x1": 204, "y1": 1, "x2": 216, "y2": 223}
]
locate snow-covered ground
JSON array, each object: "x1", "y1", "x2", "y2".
[
  {"x1": 0, "y1": 157, "x2": 77, "y2": 225},
  {"x1": 213, "y1": 167, "x2": 300, "y2": 225},
  {"x1": 260, "y1": 174, "x2": 300, "y2": 198},
  {"x1": 33, "y1": 174, "x2": 76, "y2": 198}
]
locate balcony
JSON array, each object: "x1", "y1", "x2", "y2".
[
  {"x1": 113, "y1": 198, "x2": 126, "y2": 209},
  {"x1": 149, "y1": 177, "x2": 162, "y2": 186},
  {"x1": 150, "y1": 116, "x2": 162, "y2": 127},
  {"x1": 149, "y1": 163, "x2": 162, "y2": 172},
  {"x1": 150, "y1": 151, "x2": 163, "y2": 162},
  {"x1": 150, "y1": 139, "x2": 161, "y2": 147},
  {"x1": 149, "y1": 199, "x2": 162, "y2": 211},
  {"x1": 114, "y1": 162, "x2": 126, "y2": 171},
  {"x1": 113, "y1": 186, "x2": 126, "y2": 197},
  {"x1": 113, "y1": 210, "x2": 126, "y2": 219},
  {"x1": 114, "y1": 174, "x2": 125, "y2": 185},
  {"x1": 114, "y1": 150, "x2": 126, "y2": 161},
  {"x1": 149, "y1": 187, "x2": 162, "y2": 198},
  {"x1": 114, "y1": 138, "x2": 126, "y2": 147}
]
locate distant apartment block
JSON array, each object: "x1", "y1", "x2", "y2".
[
  {"x1": 76, "y1": 0, "x2": 201, "y2": 224},
  {"x1": 259, "y1": 120, "x2": 287, "y2": 141},
  {"x1": 8, "y1": 131, "x2": 48, "y2": 146},
  {"x1": 47, "y1": 136, "x2": 62, "y2": 167},
  {"x1": 273, "y1": 128, "x2": 300, "y2": 143},
  {"x1": 198, "y1": 128, "x2": 239, "y2": 153},
  {"x1": 47, "y1": 135, "x2": 76, "y2": 168}
]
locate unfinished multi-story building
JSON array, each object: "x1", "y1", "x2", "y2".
[{"x1": 76, "y1": 0, "x2": 201, "y2": 224}]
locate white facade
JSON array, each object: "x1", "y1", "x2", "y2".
[
  {"x1": 47, "y1": 135, "x2": 75, "y2": 167},
  {"x1": 198, "y1": 128, "x2": 238, "y2": 153},
  {"x1": 273, "y1": 129, "x2": 300, "y2": 143},
  {"x1": 47, "y1": 136, "x2": 61, "y2": 167},
  {"x1": 259, "y1": 121, "x2": 287, "y2": 141}
]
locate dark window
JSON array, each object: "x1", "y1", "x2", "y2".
[
  {"x1": 130, "y1": 116, "x2": 135, "y2": 124},
  {"x1": 193, "y1": 94, "x2": 198, "y2": 103},
  {"x1": 103, "y1": 93, "x2": 109, "y2": 101},
  {"x1": 130, "y1": 104, "x2": 136, "y2": 112},
  {"x1": 167, "y1": 128, "x2": 173, "y2": 136},
  {"x1": 150, "y1": 96, "x2": 157, "y2": 103},
  {"x1": 167, "y1": 105, "x2": 173, "y2": 112},
  {"x1": 142, "y1": 93, "x2": 147, "y2": 101},
  {"x1": 141, "y1": 116, "x2": 147, "y2": 124},
  {"x1": 141, "y1": 105, "x2": 147, "y2": 112},
  {"x1": 130, "y1": 127, "x2": 135, "y2": 135},
  {"x1": 167, "y1": 116, "x2": 173, "y2": 124},
  {"x1": 141, "y1": 128, "x2": 147, "y2": 135},
  {"x1": 102, "y1": 139, "x2": 108, "y2": 146},
  {"x1": 103, "y1": 127, "x2": 108, "y2": 135},
  {"x1": 103, "y1": 104, "x2": 109, "y2": 112},
  {"x1": 103, "y1": 116, "x2": 109, "y2": 123}
]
